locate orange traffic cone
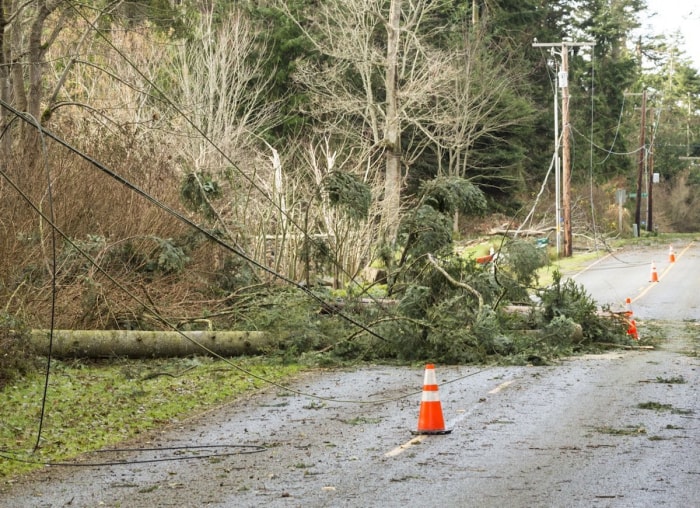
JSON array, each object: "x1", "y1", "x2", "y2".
[
  {"x1": 624, "y1": 297, "x2": 633, "y2": 318},
  {"x1": 649, "y1": 261, "x2": 659, "y2": 282},
  {"x1": 669, "y1": 245, "x2": 676, "y2": 263},
  {"x1": 413, "y1": 364, "x2": 451, "y2": 435},
  {"x1": 627, "y1": 319, "x2": 639, "y2": 340}
]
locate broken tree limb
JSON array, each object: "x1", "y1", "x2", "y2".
[
  {"x1": 427, "y1": 254, "x2": 484, "y2": 315},
  {"x1": 30, "y1": 329, "x2": 274, "y2": 359}
]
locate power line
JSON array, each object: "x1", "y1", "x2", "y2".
[
  {"x1": 65, "y1": 2, "x2": 395, "y2": 312},
  {"x1": 0, "y1": 100, "x2": 392, "y2": 346},
  {"x1": 0, "y1": 110, "x2": 418, "y2": 469}
]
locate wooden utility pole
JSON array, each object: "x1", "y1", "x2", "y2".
[
  {"x1": 647, "y1": 143, "x2": 654, "y2": 232},
  {"x1": 532, "y1": 40, "x2": 595, "y2": 257},
  {"x1": 634, "y1": 89, "x2": 647, "y2": 232},
  {"x1": 560, "y1": 46, "x2": 572, "y2": 257}
]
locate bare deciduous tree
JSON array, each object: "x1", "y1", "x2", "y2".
[
  {"x1": 383, "y1": 0, "x2": 401, "y2": 244},
  {"x1": 0, "y1": 0, "x2": 72, "y2": 149},
  {"x1": 169, "y1": 9, "x2": 279, "y2": 251},
  {"x1": 283, "y1": 0, "x2": 452, "y2": 245},
  {"x1": 172, "y1": 11, "x2": 276, "y2": 171},
  {"x1": 282, "y1": 0, "x2": 529, "y2": 244},
  {"x1": 253, "y1": 136, "x2": 379, "y2": 287},
  {"x1": 420, "y1": 27, "x2": 531, "y2": 182}
]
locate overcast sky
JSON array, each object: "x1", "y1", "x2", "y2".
[{"x1": 637, "y1": 0, "x2": 700, "y2": 69}]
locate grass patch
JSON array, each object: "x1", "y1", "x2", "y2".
[
  {"x1": 303, "y1": 401, "x2": 326, "y2": 410},
  {"x1": 671, "y1": 408, "x2": 695, "y2": 415},
  {"x1": 537, "y1": 250, "x2": 608, "y2": 286},
  {"x1": 637, "y1": 401, "x2": 694, "y2": 415},
  {"x1": 595, "y1": 425, "x2": 646, "y2": 436},
  {"x1": 655, "y1": 376, "x2": 686, "y2": 384},
  {"x1": 0, "y1": 356, "x2": 303, "y2": 479},
  {"x1": 637, "y1": 401, "x2": 674, "y2": 411},
  {"x1": 341, "y1": 416, "x2": 382, "y2": 425}
]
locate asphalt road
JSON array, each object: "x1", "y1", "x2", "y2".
[
  {"x1": 564, "y1": 241, "x2": 700, "y2": 321},
  {"x1": 2, "y1": 243, "x2": 699, "y2": 507}
]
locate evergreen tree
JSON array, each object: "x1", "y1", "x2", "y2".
[
  {"x1": 244, "y1": 0, "x2": 317, "y2": 138},
  {"x1": 642, "y1": 37, "x2": 700, "y2": 179},
  {"x1": 569, "y1": 0, "x2": 646, "y2": 180}
]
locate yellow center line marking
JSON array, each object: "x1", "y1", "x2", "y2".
[
  {"x1": 488, "y1": 380, "x2": 515, "y2": 394},
  {"x1": 571, "y1": 251, "x2": 614, "y2": 278},
  {"x1": 631, "y1": 241, "x2": 694, "y2": 304},
  {"x1": 385, "y1": 434, "x2": 427, "y2": 457}
]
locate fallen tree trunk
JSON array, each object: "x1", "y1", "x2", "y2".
[
  {"x1": 489, "y1": 225, "x2": 555, "y2": 236},
  {"x1": 30, "y1": 330, "x2": 274, "y2": 359}
]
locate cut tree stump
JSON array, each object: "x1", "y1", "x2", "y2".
[{"x1": 30, "y1": 330, "x2": 274, "y2": 359}]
